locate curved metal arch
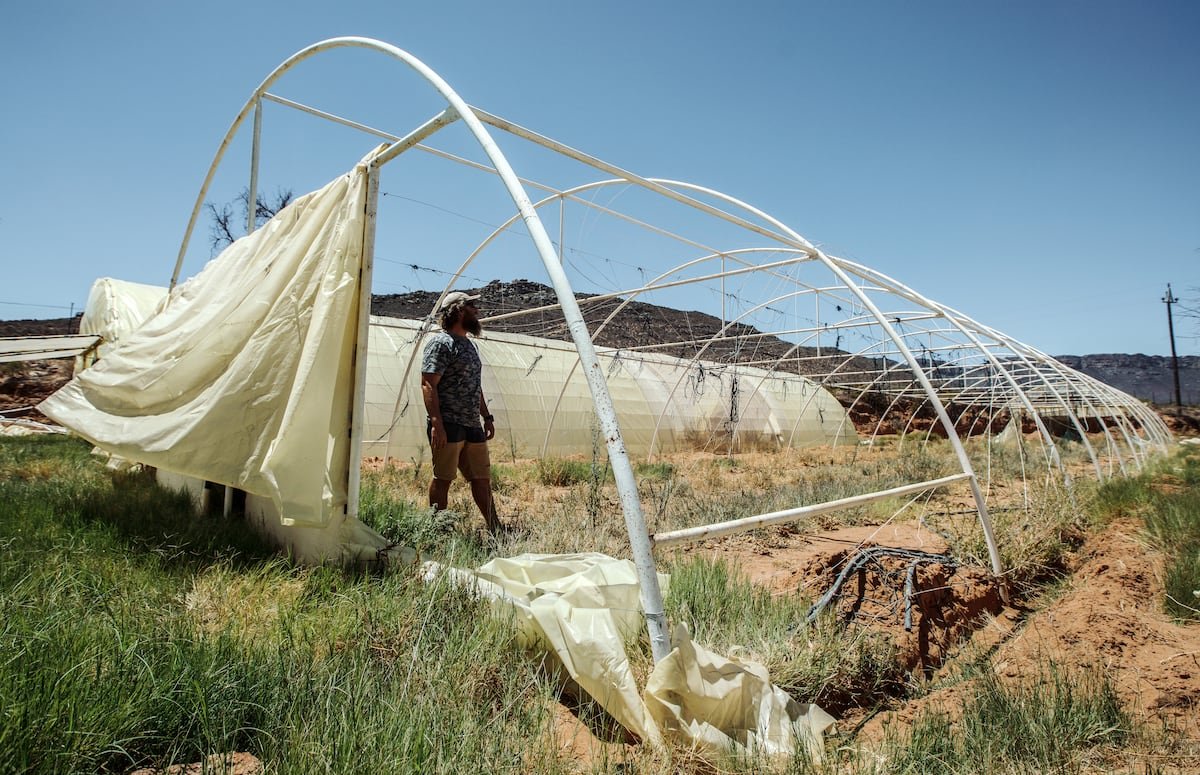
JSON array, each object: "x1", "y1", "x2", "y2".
[
  {"x1": 176, "y1": 36, "x2": 674, "y2": 661},
  {"x1": 498, "y1": 174, "x2": 1002, "y2": 573},
  {"x1": 830, "y1": 261, "x2": 1070, "y2": 480}
]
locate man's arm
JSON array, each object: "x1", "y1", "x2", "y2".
[
  {"x1": 421, "y1": 372, "x2": 446, "y2": 450},
  {"x1": 479, "y1": 391, "x2": 495, "y2": 441}
]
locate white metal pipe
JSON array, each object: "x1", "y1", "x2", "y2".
[
  {"x1": 346, "y1": 162, "x2": 380, "y2": 522},
  {"x1": 474, "y1": 109, "x2": 803, "y2": 249},
  {"x1": 371, "y1": 106, "x2": 460, "y2": 168},
  {"x1": 486, "y1": 253, "x2": 815, "y2": 324},
  {"x1": 652, "y1": 474, "x2": 972, "y2": 548},
  {"x1": 177, "y1": 41, "x2": 669, "y2": 664},
  {"x1": 248, "y1": 98, "x2": 262, "y2": 236},
  {"x1": 262, "y1": 92, "x2": 400, "y2": 142}
]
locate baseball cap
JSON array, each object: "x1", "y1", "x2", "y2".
[{"x1": 437, "y1": 291, "x2": 481, "y2": 315}]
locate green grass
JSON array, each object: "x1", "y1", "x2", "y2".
[
  {"x1": 881, "y1": 666, "x2": 1128, "y2": 774},
  {"x1": 535, "y1": 457, "x2": 608, "y2": 487},
  {"x1": 4, "y1": 434, "x2": 1196, "y2": 772},
  {"x1": 664, "y1": 556, "x2": 901, "y2": 715},
  {"x1": 0, "y1": 436, "x2": 562, "y2": 774},
  {"x1": 1140, "y1": 447, "x2": 1200, "y2": 621},
  {"x1": 633, "y1": 461, "x2": 675, "y2": 481},
  {"x1": 1084, "y1": 446, "x2": 1200, "y2": 622}
]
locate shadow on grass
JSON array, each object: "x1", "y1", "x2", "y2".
[{"x1": 1, "y1": 435, "x2": 276, "y2": 571}]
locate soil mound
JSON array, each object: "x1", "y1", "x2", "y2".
[{"x1": 865, "y1": 517, "x2": 1200, "y2": 739}]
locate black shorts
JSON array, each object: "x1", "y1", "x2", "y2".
[{"x1": 427, "y1": 419, "x2": 486, "y2": 444}]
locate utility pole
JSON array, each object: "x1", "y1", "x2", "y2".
[{"x1": 1163, "y1": 284, "x2": 1183, "y2": 417}]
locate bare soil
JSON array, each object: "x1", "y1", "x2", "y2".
[
  {"x1": 546, "y1": 514, "x2": 1200, "y2": 767},
  {"x1": 855, "y1": 516, "x2": 1200, "y2": 763}
]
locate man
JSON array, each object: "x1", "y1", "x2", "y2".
[{"x1": 420, "y1": 290, "x2": 503, "y2": 533}]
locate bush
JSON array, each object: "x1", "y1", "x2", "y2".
[{"x1": 536, "y1": 457, "x2": 600, "y2": 487}]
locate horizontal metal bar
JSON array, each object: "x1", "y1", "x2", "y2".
[
  {"x1": 0, "y1": 334, "x2": 101, "y2": 362},
  {"x1": 262, "y1": 92, "x2": 402, "y2": 142},
  {"x1": 650, "y1": 473, "x2": 972, "y2": 548},
  {"x1": 369, "y1": 106, "x2": 460, "y2": 168},
  {"x1": 473, "y1": 107, "x2": 804, "y2": 249}
]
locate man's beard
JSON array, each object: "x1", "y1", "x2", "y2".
[{"x1": 464, "y1": 317, "x2": 483, "y2": 336}]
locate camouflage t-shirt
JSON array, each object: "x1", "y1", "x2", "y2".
[{"x1": 421, "y1": 331, "x2": 482, "y2": 427}]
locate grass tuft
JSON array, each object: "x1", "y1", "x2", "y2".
[{"x1": 885, "y1": 666, "x2": 1128, "y2": 773}]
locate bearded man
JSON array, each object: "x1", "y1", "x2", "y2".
[{"x1": 420, "y1": 291, "x2": 503, "y2": 533}]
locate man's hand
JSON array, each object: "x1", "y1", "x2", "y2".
[
  {"x1": 429, "y1": 418, "x2": 447, "y2": 450},
  {"x1": 483, "y1": 417, "x2": 495, "y2": 440}
]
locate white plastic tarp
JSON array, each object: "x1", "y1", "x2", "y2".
[
  {"x1": 426, "y1": 553, "x2": 834, "y2": 759},
  {"x1": 77, "y1": 277, "x2": 169, "y2": 367},
  {"x1": 41, "y1": 157, "x2": 371, "y2": 527},
  {"x1": 646, "y1": 625, "x2": 834, "y2": 760}
]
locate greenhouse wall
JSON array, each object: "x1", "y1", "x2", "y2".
[{"x1": 365, "y1": 316, "x2": 857, "y2": 463}]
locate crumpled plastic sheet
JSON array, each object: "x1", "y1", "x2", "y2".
[{"x1": 423, "y1": 552, "x2": 834, "y2": 760}]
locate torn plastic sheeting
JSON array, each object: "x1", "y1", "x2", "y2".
[
  {"x1": 645, "y1": 625, "x2": 835, "y2": 760},
  {"x1": 40, "y1": 150, "x2": 379, "y2": 527},
  {"x1": 424, "y1": 552, "x2": 834, "y2": 760},
  {"x1": 426, "y1": 552, "x2": 664, "y2": 745}
]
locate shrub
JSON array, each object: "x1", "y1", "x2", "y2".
[{"x1": 536, "y1": 457, "x2": 600, "y2": 487}]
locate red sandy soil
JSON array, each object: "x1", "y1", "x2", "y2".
[
  {"x1": 705, "y1": 523, "x2": 1003, "y2": 674},
  {"x1": 0, "y1": 359, "x2": 73, "y2": 422},
  {"x1": 862, "y1": 517, "x2": 1200, "y2": 754},
  {"x1": 547, "y1": 518, "x2": 1199, "y2": 768}
]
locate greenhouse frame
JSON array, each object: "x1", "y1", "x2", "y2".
[{"x1": 43, "y1": 37, "x2": 1171, "y2": 664}]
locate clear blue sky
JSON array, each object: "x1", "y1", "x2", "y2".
[{"x1": 2, "y1": 0, "x2": 1196, "y2": 356}]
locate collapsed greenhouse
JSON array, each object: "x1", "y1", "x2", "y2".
[{"x1": 36, "y1": 36, "x2": 1173, "y2": 757}]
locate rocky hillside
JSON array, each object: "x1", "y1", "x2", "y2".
[
  {"x1": 3, "y1": 282, "x2": 1197, "y2": 412},
  {"x1": 1055, "y1": 353, "x2": 1200, "y2": 406}
]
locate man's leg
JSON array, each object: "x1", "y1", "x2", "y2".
[
  {"x1": 429, "y1": 477, "x2": 451, "y2": 511},
  {"x1": 461, "y1": 441, "x2": 501, "y2": 532},
  {"x1": 429, "y1": 439, "x2": 463, "y2": 511},
  {"x1": 468, "y1": 477, "x2": 500, "y2": 531}
]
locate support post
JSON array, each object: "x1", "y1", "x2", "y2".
[
  {"x1": 1164, "y1": 284, "x2": 1183, "y2": 417},
  {"x1": 248, "y1": 98, "x2": 262, "y2": 235},
  {"x1": 347, "y1": 164, "x2": 380, "y2": 520}
]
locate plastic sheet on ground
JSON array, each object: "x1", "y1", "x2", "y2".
[
  {"x1": 424, "y1": 552, "x2": 834, "y2": 760},
  {"x1": 40, "y1": 151, "x2": 376, "y2": 527},
  {"x1": 0, "y1": 419, "x2": 69, "y2": 436},
  {"x1": 645, "y1": 624, "x2": 835, "y2": 761}
]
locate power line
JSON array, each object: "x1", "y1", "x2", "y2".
[{"x1": 0, "y1": 300, "x2": 78, "y2": 312}]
